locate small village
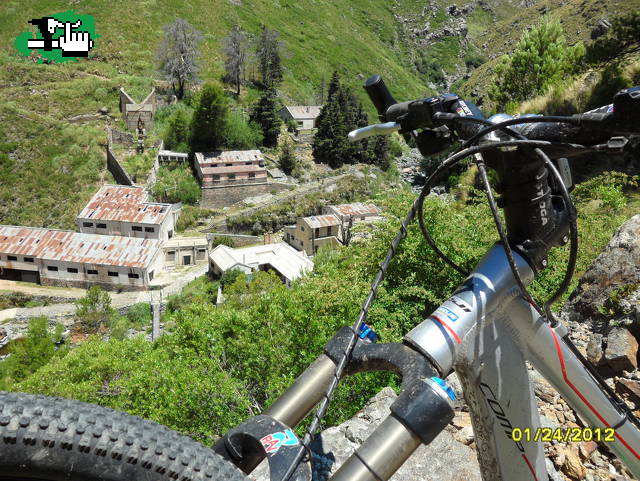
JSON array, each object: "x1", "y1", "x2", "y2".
[{"x1": 0, "y1": 81, "x2": 386, "y2": 342}]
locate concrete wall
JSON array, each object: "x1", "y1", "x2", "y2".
[
  {"x1": 200, "y1": 182, "x2": 290, "y2": 208},
  {"x1": 38, "y1": 259, "x2": 148, "y2": 291},
  {"x1": 106, "y1": 146, "x2": 134, "y2": 186}
]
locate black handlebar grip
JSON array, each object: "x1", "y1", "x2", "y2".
[{"x1": 364, "y1": 75, "x2": 397, "y2": 122}]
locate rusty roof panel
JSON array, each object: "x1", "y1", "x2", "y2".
[
  {"x1": 0, "y1": 225, "x2": 160, "y2": 269},
  {"x1": 303, "y1": 215, "x2": 341, "y2": 229},
  {"x1": 77, "y1": 185, "x2": 171, "y2": 225},
  {"x1": 329, "y1": 203, "x2": 381, "y2": 217},
  {"x1": 196, "y1": 150, "x2": 264, "y2": 165}
]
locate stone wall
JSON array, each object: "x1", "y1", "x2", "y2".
[
  {"x1": 208, "y1": 233, "x2": 261, "y2": 247},
  {"x1": 200, "y1": 182, "x2": 290, "y2": 208}
]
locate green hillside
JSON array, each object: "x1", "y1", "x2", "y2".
[{"x1": 0, "y1": 0, "x2": 432, "y2": 229}]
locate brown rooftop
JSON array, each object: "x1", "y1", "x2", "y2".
[
  {"x1": 303, "y1": 215, "x2": 341, "y2": 229},
  {"x1": 0, "y1": 225, "x2": 160, "y2": 269},
  {"x1": 329, "y1": 203, "x2": 381, "y2": 217},
  {"x1": 78, "y1": 185, "x2": 171, "y2": 225}
]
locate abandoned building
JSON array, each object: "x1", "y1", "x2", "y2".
[
  {"x1": 194, "y1": 150, "x2": 268, "y2": 187},
  {"x1": 283, "y1": 215, "x2": 342, "y2": 256},
  {"x1": 158, "y1": 150, "x2": 188, "y2": 164},
  {"x1": 162, "y1": 236, "x2": 209, "y2": 269},
  {"x1": 209, "y1": 243, "x2": 313, "y2": 287},
  {"x1": 76, "y1": 185, "x2": 180, "y2": 242},
  {"x1": 119, "y1": 87, "x2": 156, "y2": 131},
  {"x1": 323, "y1": 203, "x2": 382, "y2": 223},
  {"x1": 279, "y1": 106, "x2": 322, "y2": 131},
  {"x1": 0, "y1": 225, "x2": 163, "y2": 290}
]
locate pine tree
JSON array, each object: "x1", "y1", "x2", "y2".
[
  {"x1": 190, "y1": 82, "x2": 229, "y2": 152},
  {"x1": 279, "y1": 138, "x2": 296, "y2": 175},
  {"x1": 313, "y1": 71, "x2": 371, "y2": 168},
  {"x1": 250, "y1": 87, "x2": 282, "y2": 148},
  {"x1": 256, "y1": 26, "x2": 283, "y2": 88}
]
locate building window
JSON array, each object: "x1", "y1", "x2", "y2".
[
  {"x1": 315, "y1": 228, "x2": 319, "y2": 237},
  {"x1": 301, "y1": 225, "x2": 305, "y2": 232},
  {"x1": 87, "y1": 269, "x2": 98, "y2": 275},
  {"x1": 297, "y1": 121, "x2": 304, "y2": 127},
  {"x1": 108, "y1": 271, "x2": 119, "y2": 277},
  {"x1": 132, "y1": 226, "x2": 143, "y2": 232},
  {"x1": 301, "y1": 240, "x2": 304, "y2": 247},
  {"x1": 128, "y1": 273, "x2": 140, "y2": 279},
  {"x1": 167, "y1": 251, "x2": 175, "y2": 261},
  {"x1": 7, "y1": 255, "x2": 17, "y2": 261},
  {"x1": 67, "y1": 267, "x2": 78, "y2": 273},
  {"x1": 144, "y1": 227, "x2": 155, "y2": 233},
  {"x1": 47, "y1": 266, "x2": 58, "y2": 272},
  {"x1": 361, "y1": 216, "x2": 365, "y2": 220},
  {"x1": 149, "y1": 271, "x2": 154, "y2": 281},
  {"x1": 83, "y1": 222, "x2": 93, "y2": 228},
  {"x1": 249, "y1": 173, "x2": 255, "y2": 178},
  {"x1": 228, "y1": 174, "x2": 236, "y2": 180},
  {"x1": 327, "y1": 226, "x2": 332, "y2": 236},
  {"x1": 97, "y1": 223, "x2": 107, "y2": 229},
  {"x1": 23, "y1": 257, "x2": 34, "y2": 263},
  {"x1": 212, "y1": 175, "x2": 220, "y2": 181},
  {"x1": 197, "y1": 248, "x2": 206, "y2": 260}
]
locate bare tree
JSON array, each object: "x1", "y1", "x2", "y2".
[
  {"x1": 223, "y1": 24, "x2": 248, "y2": 96},
  {"x1": 157, "y1": 18, "x2": 202, "y2": 100},
  {"x1": 255, "y1": 26, "x2": 283, "y2": 88}
]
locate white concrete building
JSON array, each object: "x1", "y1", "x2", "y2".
[
  {"x1": 158, "y1": 150, "x2": 188, "y2": 164},
  {"x1": 77, "y1": 185, "x2": 180, "y2": 241},
  {"x1": 163, "y1": 236, "x2": 209, "y2": 268},
  {"x1": 279, "y1": 106, "x2": 322, "y2": 130},
  {"x1": 0, "y1": 225, "x2": 163, "y2": 290},
  {"x1": 209, "y1": 242, "x2": 313, "y2": 286}
]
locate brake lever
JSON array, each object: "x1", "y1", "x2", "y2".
[{"x1": 348, "y1": 122, "x2": 401, "y2": 141}]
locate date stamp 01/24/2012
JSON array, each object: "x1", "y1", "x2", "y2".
[{"x1": 511, "y1": 427, "x2": 616, "y2": 443}]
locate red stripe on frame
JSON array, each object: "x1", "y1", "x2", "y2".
[
  {"x1": 430, "y1": 315, "x2": 461, "y2": 344},
  {"x1": 549, "y1": 327, "x2": 640, "y2": 460},
  {"x1": 522, "y1": 454, "x2": 539, "y2": 481}
]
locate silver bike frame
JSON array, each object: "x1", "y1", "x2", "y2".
[{"x1": 265, "y1": 244, "x2": 640, "y2": 480}]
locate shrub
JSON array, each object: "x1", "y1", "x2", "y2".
[
  {"x1": 153, "y1": 165, "x2": 200, "y2": 205},
  {"x1": 163, "y1": 103, "x2": 192, "y2": 152},
  {"x1": 220, "y1": 268, "x2": 245, "y2": 288},
  {"x1": 0, "y1": 317, "x2": 65, "y2": 390},
  {"x1": 222, "y1": 111, "x2": 263, "y2": 149},
  {"x1": 75, "y1": 286, "x2": 115, "y2": 331},
  {"x1": 212, "y1": 236, "x2": 235, "y2": 248},
  {"x1": 489, "y1": 19, "x2": 585, "y2": 109},
  {"x1": 126, "y1": 303, "x2": 152, "y2": 327}
]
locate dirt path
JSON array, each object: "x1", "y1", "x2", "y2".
[{"x1": 0, "y1": 280, "x2": 85, "y2": 299}]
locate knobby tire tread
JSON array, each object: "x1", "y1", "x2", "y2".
[{"x1": 0, "y1": 391, "x2": 251, "y2": 481}]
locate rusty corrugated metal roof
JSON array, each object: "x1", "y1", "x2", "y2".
[
  {"x1": 303, "y1": 215, "x2": 341, "y2": 229},
  {"x1": 77, "y1": 185, "x2": 171, "y2": 225},
  {"x1": 196, "y1": 150, "x2": 264, "y2": 166},
  {"x1": 0, "y1": 225, "x2": 160, "y2": 269},
  {"x1": 284, "y1": 106, "x2": 322, "y2": 120},
  {"x1": 328, "y1": 203, "x2": 381, "y2": 217}
]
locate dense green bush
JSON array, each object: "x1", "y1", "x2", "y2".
[
  {"x1": 152, "y1": 165, "x2": 200, "y2": 205},
  {"x1": 0, "y1": 317, "x2": 65, "y2": 390},
  {"x1": 223, "y1": 110, "x2": 263, "y2": 149},
  {"x1": 162, "y1": 103, "x2": 193, "y2": 152},
  {"x1": 489, "y1": 20, "x2": 585, "y2": 109}
]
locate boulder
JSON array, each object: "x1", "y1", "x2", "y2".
[
  {"x1": 604, "y1": 327, "x2": 638, "y2": 373},
  {"x1": 567, "y1": 215, "x2": 640, "y2": 327}
]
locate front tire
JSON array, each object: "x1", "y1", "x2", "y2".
[{"x1": 0, "y1": 391, "x2": 251, "y2": 481}]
